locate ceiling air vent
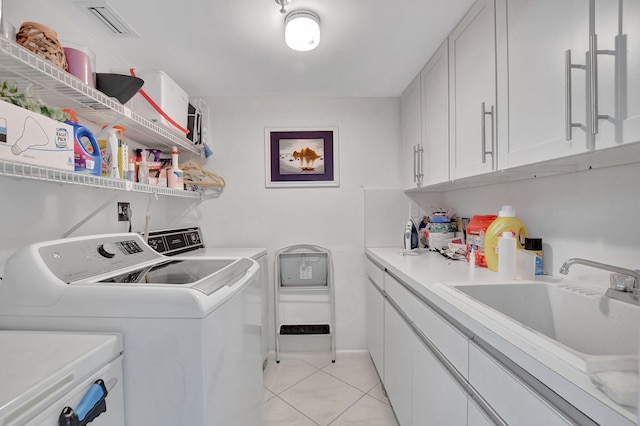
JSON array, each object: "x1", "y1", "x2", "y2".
[{"x1": 74, "y1": 1, "x2": 139, "y2": 37}]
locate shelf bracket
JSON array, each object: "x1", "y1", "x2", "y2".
[{"x1": 61, "y1": 193, "x2": 120, "y2": 238}]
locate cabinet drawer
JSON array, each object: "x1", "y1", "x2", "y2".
[
  {"x1": 366, "y1": 257, "x2": 384, "y2": 290},
  {"x1": 469, "y1": 343, "x2": 572, "y2": 425},
  {"x1": 385, "y1": 272, "x2": 469, "y2": 378}
]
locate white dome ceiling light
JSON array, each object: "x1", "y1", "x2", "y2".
[{"x1": 284, "y1": 10, "x2": 321, "y2": 52}]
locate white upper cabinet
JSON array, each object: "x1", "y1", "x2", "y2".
[
  {"x1": 497, "y1": 0, "x2": 640, "y2": 169},
  {"x1": 449, "y1": 0, "x2": 498, "y2": 180},
  {"x1": 496, "y1": 0, "x2": 591, "y2": 169},
  {"x1": 402, "y1": 74, "x2": 423, "y2": 188},
  {"x1": 421, "y1": 40, "x2": 450, "y2": 186},
  {"x1": 590, "y1": 0, "x2": 640, "y2": 149}
]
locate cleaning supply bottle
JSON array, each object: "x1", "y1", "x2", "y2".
[
  {"x1": 134, "y1": 149, "x2": 143, "y2": 182},
  {"x1": 114, "y1": 126, "x2": 127, "y2": 179},
  {"x1": 105, "y1": 127, "x2": 119, "y2": 178},
  {"x1": 498, "y1": 232, "x2": 517, "y2": 280},
  {"x1": 167, "y1": 146, "x2": 184, "y2": 190},
  {"x1": 138, "y1": 151, "x2": 150, "y2": 184},
  {"x1": 524, "y1": 238, "x2": 543, "y2": 275},
  {"x1": 64, "y1": 112, "x2": 101, "y2": 176},
  {"x1": 484, "y1": 206, "x2": 528, "y2": 272},
  {"x1": 466, "y1": 215, "x2": 497, "y2": 267}
]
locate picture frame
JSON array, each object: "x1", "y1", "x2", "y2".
[{"x1": 265, "y1": 127, "x2": 340, "y2": 188}]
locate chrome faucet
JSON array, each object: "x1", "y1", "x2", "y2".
[{"x1": 559, "y1": 258, "x2": 640, "y2": 305}]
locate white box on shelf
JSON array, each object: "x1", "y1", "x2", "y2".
[
  {"x1": 130, "y1": 70, "x2": 189, "y2": 133},
  {"x1": 0, "y1": 100, "x2": 74, "y2": 171}
]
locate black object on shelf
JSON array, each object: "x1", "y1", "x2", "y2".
[
  {"x1": 95, "y1": 73, "x2": 144, "y2": 104},
  {"x1": 280, "y1": 324, "x2": 330, "y2": 335}
]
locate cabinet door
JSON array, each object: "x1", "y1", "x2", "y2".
[
  {"x1": 496, "y1": 0, "x2": 591, "y2": 168},
  {"x1": 468, "y1": 343, "x2": 573, "y2": 425},
  {"x1": 468, "y1": 398, "x2": 495, "y2": 426},
  {"x1": 421, "y1": 39, "x2": 450, "y2": 186},
  {"x1": 366, "y1": 278, "x2": 384, "y2": 377},
  {"x1": 449, "y1": 0, "x2": 497, "y2": 179},
  {"x1": 591, "y1": 0, "x2": 640, "y2": 149},
  {"x1": 402, "y1": 73, "x2": 423, "y2": 188},
  {"x1": 412, "y1": 337, "x2": 467, "y2": 426},
  {"x1": 384, "y1": 299, "x2": 413, "y2": 426}
]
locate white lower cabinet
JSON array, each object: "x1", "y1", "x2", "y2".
[
  {"x1": 365, "y1": 256, "x2": 596, "y2": 426},
  {"x1": 468, "y1": 343, "x2": 572, "y2": 425},
  {"x1": 467, "y1": 398, "x2": 494, "y2": 426},
  {"x1": 412, "y1": 337, "x2": 467, "y2": 426},
  {"x1": 366, "y1": 277, "x2": 384, "y2": 376},
  {"x1": 384, "y1": 299, "x2": 413, "y2": 426}
]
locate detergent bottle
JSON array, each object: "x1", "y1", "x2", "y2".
[
  {"x1": 484, "y1": 206, "x2": 528, "y2": 272},
  {"x1": 64, "y1": 112, "x2": 101, "y2": 176}
]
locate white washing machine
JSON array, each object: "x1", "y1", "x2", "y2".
[
  {"x1": 0, "y1": 233, "x2": 264, "y2": 426},
  {"x1": 0, "y1": 330, "x2": 124, "y2": 425},
  {"x1": 146, "y1": 226, "x2": 270, "y2": 367}
]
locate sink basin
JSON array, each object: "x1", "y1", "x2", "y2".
[{"x1": 447, "y1": 281, "x2": 640, "y2": 373}]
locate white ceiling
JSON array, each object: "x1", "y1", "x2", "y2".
[{"x1": 49, "y1": 0, "x2": 475, "y2": 97}]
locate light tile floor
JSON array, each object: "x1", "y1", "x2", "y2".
[{"x1": 263, "y1": 354, "x2": 399, "y2": 426}]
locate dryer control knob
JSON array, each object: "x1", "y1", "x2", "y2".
[{"x1": 97, "y1": 243, "x2": 117, "y2": 258}]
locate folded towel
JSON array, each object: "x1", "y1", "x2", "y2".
[{"x1": 590, "y1": 370, "x2": 638, "y2": 408}]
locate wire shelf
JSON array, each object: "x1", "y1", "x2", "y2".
[
  {"x1": 0, "y1": 36, "x2": 202, "y2": 156},
  {"x1": 0, "y1": 159, "x2": 212, "y2": 199}
]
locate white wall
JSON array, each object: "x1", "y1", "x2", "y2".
[
  {"x1": 194, "y1": 96, "x2": 402, "y2": 351},
  {"x1": 407, "y1": 161, "x2": 640, "y2": 289}
]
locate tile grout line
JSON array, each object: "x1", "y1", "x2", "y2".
[
  {"x1": 264, "y1": 358, "x2": 395, "y2": 425},
  {"x1": 263, "y1": 362, "x2": 321, "y2": 396},
  {"x1": 326, "y1": 392, "x2": 369, "y2": 426},
  {"x1": 272, "y1": 395, "x2": 322, "y2": 426}
]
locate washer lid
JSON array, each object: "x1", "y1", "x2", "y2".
[{"x1": 90, "y1": 257, "x2": 253, "y2": 295}]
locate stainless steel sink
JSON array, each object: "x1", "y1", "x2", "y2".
[{"x1": 446, "y1": 281, "x2": 640, "y2": 372}]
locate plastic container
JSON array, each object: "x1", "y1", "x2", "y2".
[
  {"x1": 97, "y1": 127, "x2": 120, "y2": 178},
  {"x1": 466, "y1": 215, "x2": 497, "y2": 268},
  {"x1": 167, "y1": 146, "x2": 184, "y2": 189},
  {"x1": 129, "y1": 70, "x2": 188, "y2": 131},
  {"x1": 61, "y1": 41, "x2": 96, "y2": 88},
  {"x1": 524, "y1": 237, "x2": 543, "y2": 275},
  {"x1": 138, "y1": 153, "x2": 150, "y2": 184},
  {"x1": 484, "y1": 206, "x2": 528, "y2": 272},
  {"x1": 497, "y1": 231, "x2": 517, "y2": 280},
  {"x1": 67, "y1": 121, "x2": 101, "y2": 176}
]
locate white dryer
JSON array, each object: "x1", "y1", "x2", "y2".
[
  {"x1": 0, "y1": 233, "x2": 264, "y2": 426},
  {"x1": 146, "y1": 226, "x2": 270, "y2": 367}
]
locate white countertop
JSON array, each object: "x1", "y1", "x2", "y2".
[{"x1": 366, "y1": 247, "x2": 637, "y2": 426}]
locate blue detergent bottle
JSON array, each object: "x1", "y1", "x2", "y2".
[{"x1": 67, "y1": 121, "x2": 102, "y2": 176}]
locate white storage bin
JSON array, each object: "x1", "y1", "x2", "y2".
[{"x1": 130, "y1": 70, "x2": 188, "y2": 131}]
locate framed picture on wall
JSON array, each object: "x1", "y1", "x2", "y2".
[{"x1": 265, "y1": 127, "x2": 340, "y2": 188}]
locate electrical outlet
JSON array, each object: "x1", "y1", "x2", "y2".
[{"x1": 117, "y1": 202, "x2": 131, "y2": 221}]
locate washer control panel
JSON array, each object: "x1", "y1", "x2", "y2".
[{"x1": 39, "y1": 234, "x2": 162, "y2": 284}]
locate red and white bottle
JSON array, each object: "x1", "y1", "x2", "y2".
[{"x1": 167, "y1": 146, "x2": 184, "y2": 190}]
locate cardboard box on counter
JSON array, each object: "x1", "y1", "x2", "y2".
[{"x1": 0, "y1": 100, "x2": 74, "y2": 171}]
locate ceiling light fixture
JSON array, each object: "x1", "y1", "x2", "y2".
[
  {"x1": 274, "y1": 0, "x2": 291, "y2": 14},
  {"x1": 284, "y1": 10, "x2": 320, "y2": 52}
]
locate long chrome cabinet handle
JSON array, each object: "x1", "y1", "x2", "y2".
[
  {"x1": 416, "y1": 144, "x2": 424, "y2": 187},
  {"x1": 565, "y1": 50, "x2": 586, "y2": 140},
  {"x1": 413, "y1": 145, "x2": 418, "y2": 183},
  {"x1": 589, "y1": 34, "x2": 615, "y2": 135},
  {"x1": 481, "y1": 102, "x2": 494, "y2": 165}
]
